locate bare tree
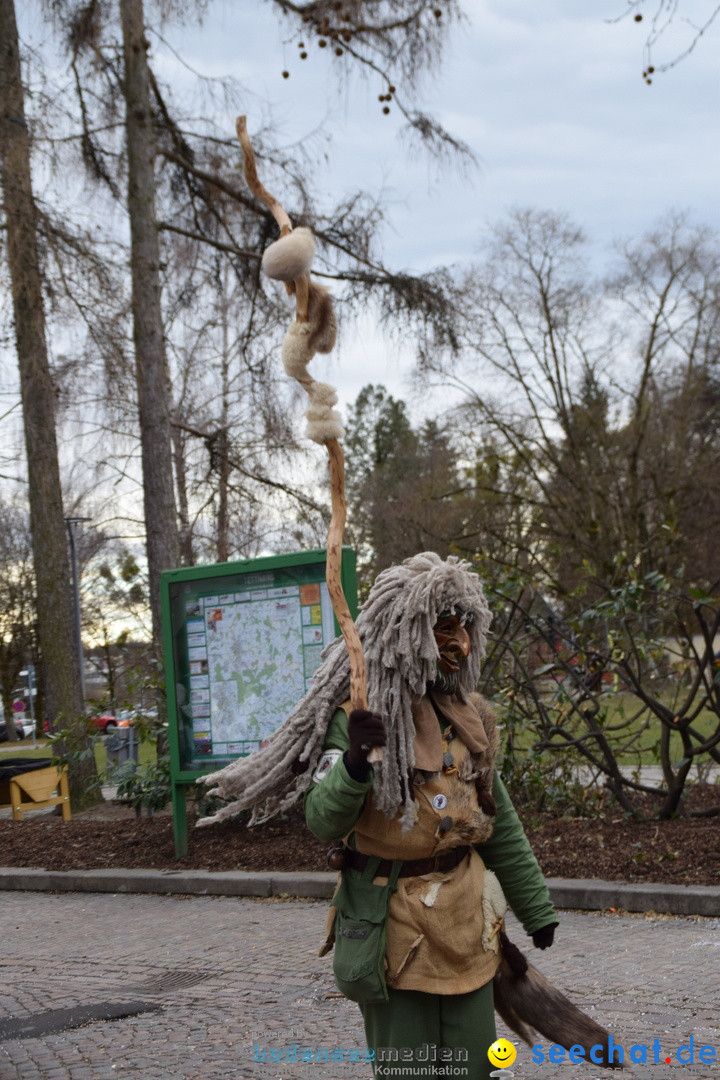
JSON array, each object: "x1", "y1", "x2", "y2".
[
  {"x1": 0, "y1": 498, "x2": 35, "y2": 734},
  {"x1": 615, "y1": 1, "x2": 720, "y2": 80},
  {"x1": 161, "y1": 232, "x2": 326, "y2": 564},
  {"x1": 81, "y1": 544, "x2": 154, "y2": 712},
  {"x1": 270, "y1": 0, "x2": 473, "y2": 164},
  {"x1": 47, "y1": 0, "x2": 471, "y2": 569},
  {"x1": 419, "y1": 209, "x2": 720, "y2": 600},
  {"x1": 0, "y1": 0, "x2": 98, "y2": 804},
  {"x1": 479, "y1": 576, "x2": 720, "y2": 821},
  {"x1": 119, "y1": 0, "x2": 180, "y2": 642}
]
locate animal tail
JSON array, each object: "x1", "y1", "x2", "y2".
[{"x1": 492, "y1": 932, "x2": 622, "y2": 1069}]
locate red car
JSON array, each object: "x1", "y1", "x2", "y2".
[{"x1": 88, "y1": 714, "x2": 132, "y2": 734}]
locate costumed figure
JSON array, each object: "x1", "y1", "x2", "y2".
[
  {"x1": 202, "y1": 119, "x2": 620, "y2": 1079},
  {"x1": 200, "y1": 553, "x2": 621, "y2": 1078}
]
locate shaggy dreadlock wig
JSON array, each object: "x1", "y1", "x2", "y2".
[{"x1": 197, "y1": 552, "x2": 492, "y2": 829}]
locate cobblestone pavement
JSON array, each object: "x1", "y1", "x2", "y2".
[{"x1": 0, "y1": 891, "x2": 717, "y2": 1080}]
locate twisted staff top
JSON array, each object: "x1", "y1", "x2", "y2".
[{"x1": 234, "y1": 115, "x2": 370, "y2": 722}]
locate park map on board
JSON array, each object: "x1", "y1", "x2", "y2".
[{"x1": 181, "y1": 572, "x2": 336, "y2": 762}]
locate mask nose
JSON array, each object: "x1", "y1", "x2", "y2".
[{"x1": 451, "y1": 624, "x2": 471, "y2": 657}]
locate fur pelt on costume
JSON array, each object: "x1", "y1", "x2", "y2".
[
  {"x1": 481, "y1": 861, "x2": 618, "y2": 1064},
  {"x1": 493, "y1": 934, "x2": 621, "y2": 1068},
  {"x1": 197, "y1": 552, "x2": 492, "y2": 829}
]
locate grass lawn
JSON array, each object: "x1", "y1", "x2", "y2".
[
  {"x1": 0, "y1": 741, "x2": 52, "y2": 757},
  {"x1": 0, "y1": 735, "x2": 156, "y2": 776},
  {"x1": 93, "y1": 737, "x2": 156, "y2": 775},
  {"x1": 498, "y1": 686, "x2": 720, "y2": 767}
]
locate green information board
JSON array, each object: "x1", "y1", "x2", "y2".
[{"x1": 160, "y1": 547, "x2": 358, "y2": 856}]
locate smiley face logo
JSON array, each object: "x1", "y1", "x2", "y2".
[{"x1": 488, "y1": 1038, "x2": 517, "y2": 1069}]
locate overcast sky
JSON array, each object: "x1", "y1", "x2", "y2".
[
  {"x1": 2, "y1": 1, "x2": 717, "y2": 550},
  {"x1": 147, "y1": 0, "x2": 720, "y2": 408},
  {"x1": 10, "y1": 0, "x2": 720, "y2": 433},
  {"x1": 158, "y1": 0, "x2": 720, "y2": 256}
]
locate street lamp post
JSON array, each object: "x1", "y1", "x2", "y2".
[{"x1": 64, "y1": 516, "x2": 90, "y2": 708}]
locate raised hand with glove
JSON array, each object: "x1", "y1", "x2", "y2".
[{"x1": 345, "y1": 709, "x2": 386, "y2": 782}]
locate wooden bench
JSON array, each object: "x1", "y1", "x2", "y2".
[{"x1": 0, "y1": 759, "x2": 71, "y2": 821}]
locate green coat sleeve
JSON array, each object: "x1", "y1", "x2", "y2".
[
  {"x1": 477, "y1": 773, "x2": 557, "y2": 937},
  {"x1": 304, "y1": 708, "x2": 374, "y2": 842}
]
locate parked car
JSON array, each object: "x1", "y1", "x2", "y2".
[
  {"x1": 18, "y1": 714, "x2": 35, "y2": 739},
  {"x1": 89, "y1": 714, "x2": 120, "y2": 734},
  {"x1": 0, "y1": 719, "x2": 25, "y2": 742},
  {"x1": 0, "y1": 706, "x2": 34, "y2": 739},
  {"x1": 113, "y1": 710, "x2": 138, "y2": 727},
  {"x1": 88, "y1": 713, "x2": 134, "y2": 734}
]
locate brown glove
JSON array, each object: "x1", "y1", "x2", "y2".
[{"x1": 345, "y1": 709, "x2": 386, "y2": 781}]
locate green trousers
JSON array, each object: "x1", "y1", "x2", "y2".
[{"x1": 360, "y1": 982, "x2": 497, "y2": 1079}]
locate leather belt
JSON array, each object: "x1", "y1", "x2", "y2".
[{"x1": 343, "y1": 845, "x2": 470, "y2": 878}]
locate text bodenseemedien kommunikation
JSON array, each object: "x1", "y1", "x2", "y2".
[{"x1": 251, "y1": 1043, "x2": 469, "y2": 1065}]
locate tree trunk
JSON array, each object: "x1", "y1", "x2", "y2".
[
  {"x1": 120, "y1": 0, "x2": 180, "y2": 648},
  {"x1": 0, "y1": 649, "x2": 22, "y2": 740},
  {"x1": 1, "y1": 689, "x2": 18, "y2": 741},
  {"x1": 216, "y1": 428, "x2": 230, "y2": 562},
  {"x1": 0, "y1": 0, "x2": 98, "y2": 805},
  {"x1": 101, "y1": 631, "x2": 117, "y2": 707},
  {"x1": 2, "y1": 664, "x2": 19, "y2": 742},
  {"x1": 171, "y1": 423, "x2": 194, "y2": 566},
  {"x1": 217, "y1": 277, "x2": 230, "y2": 562}
]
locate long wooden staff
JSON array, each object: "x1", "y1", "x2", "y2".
[{"x1": 236, "y1": 117, "x2": 380, "y2": 762}]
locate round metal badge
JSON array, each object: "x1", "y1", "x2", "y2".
[{"x1": 432, "y1": 793, "x2": 448, "y2": 810}]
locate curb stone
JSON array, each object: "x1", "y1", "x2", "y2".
[
  {"x1": 0, "y1": 867, "x2": 336, "y2": 899},
  {"x1": 0, "y1": 866, "x2": 718, "y2": 915},
  {"x1": 545, "y1": 876, "x2": 720, "y2": 917}
]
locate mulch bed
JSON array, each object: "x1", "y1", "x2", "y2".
[{"x1": 1, "y1": 786, "x2": 719, "y2": 887}]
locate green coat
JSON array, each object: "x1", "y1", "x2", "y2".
[{"x1": 305, "y1": 707, "x2": 556, "y2": 937}]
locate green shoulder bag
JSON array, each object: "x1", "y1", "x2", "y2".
[{"x1": 332, "y1": 856, "x2": 402, "y2": 1005}]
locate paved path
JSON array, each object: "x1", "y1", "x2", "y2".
[{"x1": 0, "y1": 892, "x2": 717, "y2": 1080}]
